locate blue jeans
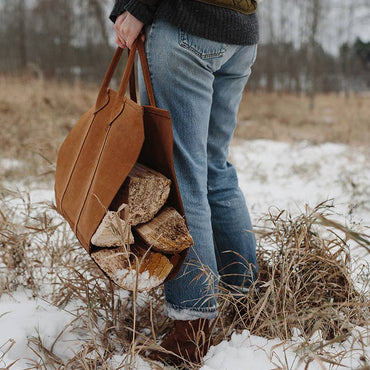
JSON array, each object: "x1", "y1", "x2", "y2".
[{"x1": 138, "y1": 19, "x2": 258, "y2": 320}]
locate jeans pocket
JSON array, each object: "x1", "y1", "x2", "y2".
[{"x1": 178, "y1": 29, "x2": 226, "y2": 60}]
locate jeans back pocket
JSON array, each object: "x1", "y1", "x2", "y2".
[{"x1": 178, "y1": 29, "x2": 226, "y2": 60}]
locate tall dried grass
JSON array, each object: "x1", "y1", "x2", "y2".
[
  {"x1": 0, "y1": 189, "x2": 368, "y2": 369},
  {"x1": 0, "y1": 75, "x2": 96, "y2": 182},
  {"x1": 237, "y1": 91, "x2": 370, "y2": 146},
  {"x1": 218, "y1": 202, "x2": 368, "y2": 335},
  {"x1": 1, "y1": 75, "x2": 369, "y2": 183}
]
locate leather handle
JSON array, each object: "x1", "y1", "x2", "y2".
[
  {"x1": 96, "y1": 47, "x2": 124, "y2": 109},
  {"x1": 129, "y1": 61, "x2": 137, "y2": 103},
  {"x1": 128, "y1": 42, "x2": 154, "y2": 105},
  {"x1": 137, "y1": 39, "x2": 156, "y2": 106},
  {"x1": 118, "y1": 38, "x2": 156, "y2": 106},
  {"x1": 96, "y1": 38, "x2": 156, "y2": 109}
]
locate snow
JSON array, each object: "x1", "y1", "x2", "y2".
[
  {"x1": 0, "y1": 290, "x2": 83, "y2": 369},
  {"x1": 232, "y1": 139, "x2": 370, "y2": 267},
  {"x1": 231, "y1": 139, "x2": 369, "y2": 224},
  {"x1": 0, "y1": 159, "x2": 23, "y2": 174},
  {"x1": 1, "y1": 139, "x2": 369, "y2": 369},
  {"x1": 203, "y1": 328, "x2": 369, "y2": 370}
]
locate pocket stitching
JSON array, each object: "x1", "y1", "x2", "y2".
[{"x1": 178, "y1": 29, "x2": 226, "y2": 60}]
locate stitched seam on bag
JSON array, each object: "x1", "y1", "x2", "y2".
[
  {"x1": 74, "y1": 109, "x2": 143, "y2": 241},
  {"x1": 59, "y1": 93, "x2": 110, "y2": 210},
  {"x1": 94, "y1": 91, "x2": 110, "y2": 114},
  {"x1": 60, "y1": 208, "x2": 89, "y2": 250},
  {"x1": 73, "y1": 119, "x2": 113, "y2": 237},
  {"x1": 60, "y1": 108, "x2": 101, "y2": 217}
]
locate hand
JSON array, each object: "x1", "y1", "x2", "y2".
[{"x1": 114, "y1": 11, "x2": 146, "y2": 49}]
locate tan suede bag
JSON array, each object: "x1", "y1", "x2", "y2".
[{"x1": 54, "y1": 39, "x2": 188, "y2": 280}]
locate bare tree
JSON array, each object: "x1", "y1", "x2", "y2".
[
  {"x1": 17, "y1": 0, "x2": 27, "y2": 70},
  {"x1": 299, "y1": 0, "x2": 324, "y2": 110}
]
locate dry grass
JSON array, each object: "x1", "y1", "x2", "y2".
[
  {"x1": 237, "y1": 91, "x2": 370, "y2": 146},
  {"x1": 0, "y1": 75, "x2": 97, "y2": 182},
  {"x1": 0, "y1": 190, "x2": 369, "y2": 369},
  {"x1": 0, "y1": 189, "x2": 170, "y2": 369},
  {"x1": 1, "y1": 75, "x2": 369, "y2": 183},
  {"x1": 217, "y1": 202, "x2": 369, "y2": 339}
]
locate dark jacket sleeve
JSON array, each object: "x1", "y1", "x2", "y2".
[{"x1": 109, "y1": 0, "x2": 160, "y2": 25}]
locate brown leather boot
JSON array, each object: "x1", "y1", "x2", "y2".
[{"x1": 149, "y1": 318, "x2": 213, "y2": 366}]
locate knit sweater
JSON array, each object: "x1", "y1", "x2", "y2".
[{"x1": 109, "y1": 0, "x2": 259, "y2": 45}]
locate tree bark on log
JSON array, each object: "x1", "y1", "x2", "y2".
[
  {"x1": 135, "y1": 207, "x2": 193, "y2": 254},
  {"x1": 110, "y1": 163, "x2": 171, "y2": 226}
]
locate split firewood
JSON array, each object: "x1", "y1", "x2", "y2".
[
  {"x1": 110, "y1": 163, "x2": 171, "y2": 226},
  {"x1": 91, "y1": 244, "x2": 173, "y2": 292},
  {"x1": 135, "y1": 207, "x2": 193, "y2": 254},
  {"x1": 91, "y1": 206, "x2": 134, "y2": 247}
]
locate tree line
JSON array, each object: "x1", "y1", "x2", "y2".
[{"x1": 1, "y1": 0, "x2": 369, "y2": 99}]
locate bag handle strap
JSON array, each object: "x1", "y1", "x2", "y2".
[
  {"x1": 137, "y1": 39, "x2": 156, "y2": 106},
  {"x1": 118, "y1": 38, "x2": 156, "y2": 106},
  {"x1": 96, "y1": 47, "x2": 123, "y2": 109},
  {"x1": 129, "y1": 62, "x2": 137, "y2": 103},
  {"x1": 96, "y1": 38, "x2": 156, "y2": 109}
]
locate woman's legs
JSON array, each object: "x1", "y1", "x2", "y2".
[
  {"x1": 138, "y1": 18, "x2": 258, "y2": 318},
  {"x1": 207, "y1": 45, "x2": 258, "y2": 292},
  {"x1": 139, "y1": 19, "x2": 220, "y2": 319}
]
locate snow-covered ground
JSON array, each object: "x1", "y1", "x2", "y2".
[
  {"x1": 1, "y1": 139, "x2": 369, "y2": 369},
  {"x1": 232, "y1": 139, "x2": 369, "y2": 225},
  {"x1": 232, "y1": 139, "x2": 370, "y2": 269}
]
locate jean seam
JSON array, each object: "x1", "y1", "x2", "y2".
[
  {"x1": 144, "y1": 18, "x2": 157, "y2": 89},
  {"x1": 165, "y1": 300, "x2": 218, "y2": 313},
  {"x1": 178, "y1": 29, "x2": 226, "y2": 59}
]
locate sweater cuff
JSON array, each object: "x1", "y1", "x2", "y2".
[
  {"x1": 109, "y1": 0, "x2": 128, "y2": 23},
  {"x1": 124, "y1": 0, "x2": 157, "y2": 25}
]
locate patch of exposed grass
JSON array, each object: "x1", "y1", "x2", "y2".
[
  {"x1": 1, "y1": 76, "x2": 369, "y2": 185},
  {"x1": 0, "y1": 75, "x2": 97, "y2": 182},
  {"x1": 237, "y1": 91, "x2": 370, "y2": 146}
]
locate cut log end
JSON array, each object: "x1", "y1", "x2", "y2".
[
  {"x1": 135, "y1": 207, "x2": 193, "y2": 254},
  {"x1": 91, "y1": 245, "x2": 173, "y2": 292},
  {"x1": 91, "y1": 210, "x2": 134, "y2": 247}
]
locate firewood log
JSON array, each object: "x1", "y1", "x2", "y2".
[
  {"x1": 91, "y1": 244, "x2": 173, "y2": 292},
  {"x1": 110, "y1": 163, "x2": 171, "y2": 226},
  {"x1": 135, "y1": 207, "x2": 193, "y2": 254},
  {"x1": 91, "y1": 209, "x2": 134, "y2": 247}
]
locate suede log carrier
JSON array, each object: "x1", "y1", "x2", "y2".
[{"x1": 54, "y1": 39, "x2": 189, "y2": 281}]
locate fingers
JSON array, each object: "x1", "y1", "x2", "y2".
[
  {"x1": 114, "y1": 11, "x2": 145, "y2": 49},
  {"x1": 125, "y1": 34, "x2": 138, "y2": 49},
  {"x1": 114, "y1": 12, "x2": 128, "y2": 48},
  {"x1": 116, "y1": 35, "x2": 126, "y2": 49}
]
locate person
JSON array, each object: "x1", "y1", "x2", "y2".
[{"x1": 109, "y1": 0, "x2": 259, "y2": 365}]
